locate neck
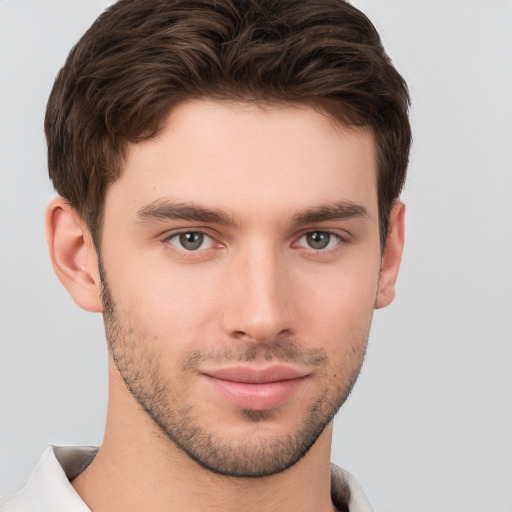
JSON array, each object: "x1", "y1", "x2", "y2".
[{"x1": 72, "y1": 365, "x2": 337, "y2": 512}]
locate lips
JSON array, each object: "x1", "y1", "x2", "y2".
[{"x1": 202, "y1": 365, "x2": 309, "y2": 410}]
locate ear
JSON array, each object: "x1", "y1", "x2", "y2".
[
  {"x1": 46, "y1": 197, "x2": 103, "y2": 312},
  {"x1": 375, "y1": 201, "x2": 405, "y2": 309}
]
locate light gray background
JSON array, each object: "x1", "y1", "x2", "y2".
[{"x1": 1, "y1": 1, "x2": 511, "y2": 511}]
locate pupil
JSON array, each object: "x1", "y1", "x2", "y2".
[
  {"x1": 180, "y1": 232, "x2": 203, "y2": 250},
  {"x1": 307, "y1": 232, "x2": 329, "y2": 249}
]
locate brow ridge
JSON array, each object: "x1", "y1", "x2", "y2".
[{"x1": 136, "y1": 198, "x2": 369, "y2": 227}]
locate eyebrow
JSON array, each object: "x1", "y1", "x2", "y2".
[
  {"x1": 136, "y1": 199, "x2": 238, "y2": 226},
  {"x1": 136, "y1": 198, "x2": 369, "y2": 227},
  {"x1": 291, "y1": 201, "x2": 369, "y2": 225}
]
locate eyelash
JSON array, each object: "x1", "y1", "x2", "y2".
[
  {"x1": 162, "y1": 229, "x2": 347, "y2": 256},
  {"x1": 294, "y1": 231, "x2": 345, "y2": 252},
  {"x1": 163, "y1": 230, "x2": 218, "y2": 253}
]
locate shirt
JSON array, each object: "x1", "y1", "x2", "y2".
[{"x1": 0, "y1": 446, "x2": 374, "y2": 511}]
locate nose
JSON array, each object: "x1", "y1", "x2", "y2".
[{"x1": 221, "y1": 244, "x2": 294, "y2": 343}]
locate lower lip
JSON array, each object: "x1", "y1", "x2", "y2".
[{"x1": 205, "y1": 376, "x2": 306, "y2": 410}]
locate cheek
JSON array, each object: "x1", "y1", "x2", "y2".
[
  {"x1": 101, "y1": 229, "x2": 381, "y2": 348},
  {"x1": 110, "y1": 263, "x2": 222, "y2": 343},
  {"x1": 301, "y1": 264, "x2": 379, "y2": 350},
  {"x1": 308, "y1": 262, "x2": 379, "y2": 316}
]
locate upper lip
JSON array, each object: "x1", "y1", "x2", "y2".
[{"x1": 203, "y1": 365, "x2": 309, "y2": 384}]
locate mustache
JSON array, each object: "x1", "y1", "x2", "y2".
[{"x1": 181, "y1": 337, "x2": 327, "y2": 371}]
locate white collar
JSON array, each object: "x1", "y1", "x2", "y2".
[
  {"x1": 0, "y1": 446, "x2": 374, "y2": 512},
  {"x1": 0, "y1": 446, "x2": 95, "y2": 511}
]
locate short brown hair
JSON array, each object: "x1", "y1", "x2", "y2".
[{"x1": 45, "y1": 0, "x2": 411, "y2": 247}]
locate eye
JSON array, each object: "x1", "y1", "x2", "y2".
[
  {"x1": 167, "y1": 231, "x2": 215, "y2": 251},
  {"x1": 298, "y1": 231, "x2": 341, "y2": 250}
]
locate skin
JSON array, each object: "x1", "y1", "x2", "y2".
[{"x1": 46, "y1": 100, "x2": 405, "y2": 512}]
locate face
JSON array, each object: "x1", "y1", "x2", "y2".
[{"x1": 99, "y1": 100, "x2": 384, "y2": 477}]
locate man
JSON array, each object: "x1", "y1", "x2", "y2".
[{"x1": 0, "y1": 0, "x2": 410, "y2": 510}]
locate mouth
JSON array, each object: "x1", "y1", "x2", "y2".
[{"x1": 202, "y1": 365, "x2": 310, "y2": 411}]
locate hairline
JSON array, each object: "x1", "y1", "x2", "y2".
[{"x1": 88, "y1": 96, "x2": 386, "y2": 252}]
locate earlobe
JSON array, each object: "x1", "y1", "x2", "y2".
[
  {"x1": 46, "y1": 197, "x2": 103, "y2": 312},
  {"x1": 375, "y1": 201, "x2": 405, "y2": 309}
]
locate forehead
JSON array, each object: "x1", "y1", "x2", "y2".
[{"x1": 106, "y1": 99, "x2": 378, "y2": 221}]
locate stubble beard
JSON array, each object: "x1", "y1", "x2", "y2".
[{"x1": 101, "y1": 280, "x2": 370, "y2": 478}]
